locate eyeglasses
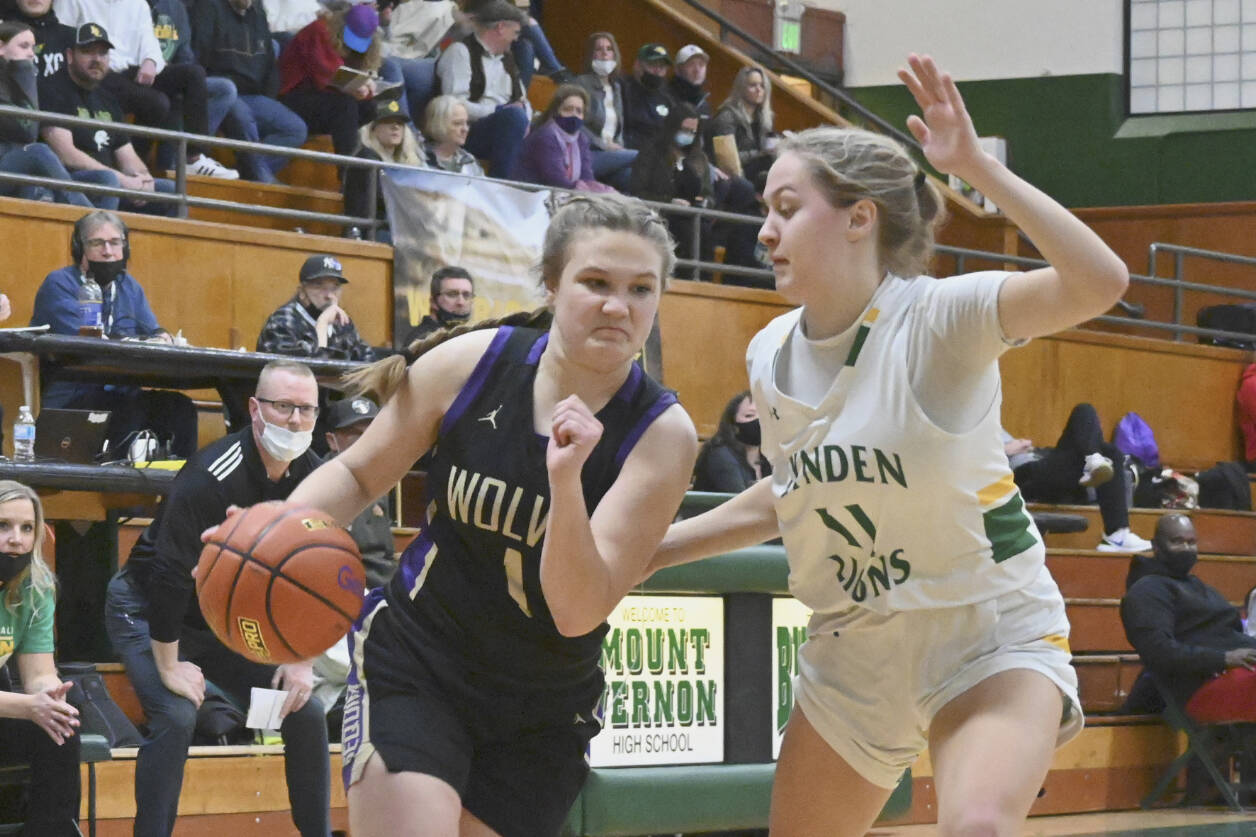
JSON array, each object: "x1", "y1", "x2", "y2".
[
  {"x1": 439, "y1": 290, "x2": 475, "y2": 301},
  {"x1": 85, "y1": 237, "x2": 125, "y2": 250},
  {"x1": 257, "y1": 398, "x2": 320, "y2": 419}
]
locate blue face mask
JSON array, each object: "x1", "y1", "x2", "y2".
[
  {"x1": 554, "y1": 115, "x2": 583, "y2": 135},
  {"x1": 674, "y1": 131, "x2": 696, "y2": 148}
]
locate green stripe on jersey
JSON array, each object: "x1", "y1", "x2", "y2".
[
  {"x1": 845, "y1": 324, "x2": 871, "y2": 366},
  {"x1": 983, "y1": 491, "x2": 1038, "y2": 564}
]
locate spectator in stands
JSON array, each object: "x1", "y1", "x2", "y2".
[
  {"x1": 190, "y1": 0, "x2": 307, "y2": 184},
  {"x1": 104, "y1": 360, "x2": 331, "y2": 837},
  {"x1": 434, "y1": 0, "x2": 527, "y2": 178},
  {"x1": 343, "y1": 97, "x2": 424, "y2": 242},
  {"x1": 38, "y1": 24, "x2": 179, "y2": 215},
  {"x1": 710, "y1": 64, "x2": 777, "y2": 191},
  {"x1": 1121, "y1": 514, "x2": 1256, "y2": 723},
  {"x1": 517, "y1": 83, "x2": 614, "y2": 193},
  {"x1": 278, "y1": 3, "x2": 383, "y2": 159},
  {"x1": 693, "y1": 390, "x2": 770, "y2": 493},
  {"x1": 257, "y1": 0, "x2": 317, "y2": 41},
  {"x1": 374, "y1": 0, "x2": 439, "y2": 124},
  {"x1": 56, "y1": 0, "x2": 239, "y2": 178},
  {"x1": 629, "y1": 102, "x2": 760, "y2": 280},
  {"x1": 620, "y1": 41, "x2": 672, "y2": 151},
  {"x1": 0, "y1": 20, "x2": 101, "y2": 206},
  {"x1": 667, "y1": 43, "x2": 710, "y2": 120},
  {"x1": 31, "y1": 209, "x2": 199, "y2": 457},
  {"x1": 422, "y1": 93, "x2": 482, "y2": 176},
  {"x1": 310, "y1": 395, "x2": 395, "y2": 739},
  {"x1": 401, "y1": 264, "x2": 473, "y2": 343},
  {"x1": 256, "y1": 253, "x2": 378, "y2": 361},
  {"x1": 574, "y1": 30, "x2": 635, "y2": 191},
  {"x1": 0, "y1": 481, "x2": 83, "y2": 837},
  {"x1": 460, "y1": 0, "x2": 568, "y2": 88},
  {"x1": 1237, "y1": 362, "x2": 1256, "y2": 473},
  {"x1": 2, "y1": 0, "x2": 76, "y2": 81},
  {"x1": 1004, "y1": 403, "x2": 1152, "y2": 553}
]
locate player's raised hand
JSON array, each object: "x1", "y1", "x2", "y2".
[
  {"x1": 547, "y1": 395, "x2": 603, "y2": 479},
  {"x1": 897, "y1": 53, "x2": 983, "y2": 178}
]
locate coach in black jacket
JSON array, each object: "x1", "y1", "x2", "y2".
[{"x1": 103, "y1": 359, "x2": 331, "y2": 837}]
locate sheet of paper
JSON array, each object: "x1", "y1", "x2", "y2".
[{"x1": 246, "y1": 687, "x2": 289, "y2": 730}]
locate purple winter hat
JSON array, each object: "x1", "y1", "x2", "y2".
[{"x1": 343, "y1": 5, "x2": 379, "y2": 54}]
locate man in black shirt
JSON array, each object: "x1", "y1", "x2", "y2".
[
  {"x1": 104, "y1": 359, "x2": 332, "y2": 837},
  {"x1": 401, "y1": 265, "x2": 475, "y2": 345},
  {"x1": 38, "y1": 23, "x2": 177, "y2": 215},
  {"x1": 621, "y1": 42, "x2": 673, "y2": 150}
]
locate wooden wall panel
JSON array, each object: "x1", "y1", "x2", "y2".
[
  {"x1": 658, "y1": 280, "x2": 790, "y2": 435},
  {"x1": 1000, "y1": 329, "x2": 1248, "y2": 471}
]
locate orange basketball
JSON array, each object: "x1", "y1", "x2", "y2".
[{"x1": 196, "y1": 501, "x2": 366, "y2": 664}]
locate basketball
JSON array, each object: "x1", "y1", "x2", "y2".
[{"x1": 196, "y1": 501, "x2": 366, "y2": 665}]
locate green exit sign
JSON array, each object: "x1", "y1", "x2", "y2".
[{"x1": 777, "y1": 20, "x2": 801, "y2": 53}]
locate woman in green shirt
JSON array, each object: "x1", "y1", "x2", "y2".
[{"x1": 0, "y1": 480, "x2": 81, "y2": 835}]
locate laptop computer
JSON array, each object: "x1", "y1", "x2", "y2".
[{"x1": 34, "y1": 408, "x2": 112, "y2": 464}]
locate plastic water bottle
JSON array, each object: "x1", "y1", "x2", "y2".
[
  {"x1": 13, "y1": 406, "x2": 35, "y2": 462},
  {"x1": 78, "y1": 276, "x2": 103, "y2": 337}
]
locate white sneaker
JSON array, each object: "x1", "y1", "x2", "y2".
[
  {"x1": 1097, "y1": 528, "x2": 1153, "y2": 553},
  {"x1": 188, "y1": 155, "x2": 239, "y2": 180},
  {"x1": 1079, "y1": 452, "x2": 1114, "y2": 487}
]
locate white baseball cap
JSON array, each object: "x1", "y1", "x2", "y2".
[{"x1": 675, "y1": 44, "x2": 709, "y2": 65}]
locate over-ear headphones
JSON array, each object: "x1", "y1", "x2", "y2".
[{"x1": 70, "y1": 210, "x2": 131, "y2": 265}]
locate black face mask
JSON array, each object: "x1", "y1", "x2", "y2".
[
  {"x1": 1158, "y1": 547, "x2": 1197, "y2": 579},
  {"x1": 733, "y1": 418, "x2": 761, "y2": 446},
  {"x1": 302, "y1": 299, "x2": 327, "y2": 321},
  {"x1": 0, "y1": 551, "x2": 33, "y2": 586},
  {"x1": 435, "y1": 307, "x2": 471, "y2": 327},
  {"x1": 640, "y1": 73, "x2": 664, "y2": 90},
  {"x1": 86, "y1": 257, "x2": 127, "y2": 287}
]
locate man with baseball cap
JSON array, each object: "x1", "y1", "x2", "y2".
[
  {"x1": 38, "y1": 23, "x2": 180, "y2": 215},
  {"x1": 309, "y1": 394, "x2": 397, "y2": 738},
  {"x1": 255, "y1": 253, "x2": 378, "y2": 361},
  {"x1": 622, "y1": 41, "x2": 674, "y2": 149},
  {"x1": 668, "y1": 43, "x2": 711, "y2": 119}
]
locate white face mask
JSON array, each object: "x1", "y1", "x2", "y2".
[
  {"x1": 592, "y1": 58, "x2": 617, "y2": 77},
  {"x1": 258, "y1": 418, "x2": 313, "y2": 462}
]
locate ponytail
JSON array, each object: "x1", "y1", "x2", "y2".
[{"x1": 343, "y1": 307, "x2": 554, "y2": 403}]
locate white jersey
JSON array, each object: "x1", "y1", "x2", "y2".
[{"x1": 748, "y1": 273, "x2": 1044, "y2": 620}]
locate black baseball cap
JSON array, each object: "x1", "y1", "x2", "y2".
[
  {"x1": 326, "y1": 396, "x2": 380, "y2": 430},
  {"x1": 74, "y1": 23, "x2": 114, "y2": 49},
  {"x1": 299, "y1": 254, "x2": 349, "y2": 284},
  {"x1": 637, "y1": 43, "x2": 671, "y2": 65},
  {"x1": 372, "y1": 98, "x2": 411, "y2": 124}
]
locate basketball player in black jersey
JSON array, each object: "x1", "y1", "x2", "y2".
[{"x1": 284, "y1": 196, "x2": 697, "y2": 837}]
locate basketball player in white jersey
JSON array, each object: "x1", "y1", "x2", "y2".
[{"x1": 646, "y1": 54, "x2": 1130, "y2": 836}]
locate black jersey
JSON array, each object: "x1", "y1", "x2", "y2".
[{"x1": 381, "y1": 326, "x2": 676, "y2": 699}]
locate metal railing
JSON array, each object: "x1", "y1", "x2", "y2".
[
  {"x1": 0, "y1": 103, "x2": 771, "y2": 280},
  {"x1": 935, "y1": 244, "x2": 1256, "y2": 347},
  {"x1": 668, "y1": 0, "x2": 922, "y2": 155},
  {"x1": 1147, "y1": 242, "x2": 1256, "y2": 341},
  {"x1": 7, "y1": 106, "x2": 1256, "y2": 347}
]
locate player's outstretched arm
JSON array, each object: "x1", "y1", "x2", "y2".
[
  {"x1": 540, "y1": 403, "x2": 697, "y2": 637},
  {"x1": 641, "y1": 476, "x2": 780, "y2": 580},
  {"x1": 898, "y1": 53, "x2": 1128, "y2": 341},
  {"x1": 289, "y1": 330, "x2": 496, "y2": 524}
]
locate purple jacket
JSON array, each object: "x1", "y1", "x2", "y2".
[{"x1": 517, "y1": 119, "x2": 596, "y2": 189}]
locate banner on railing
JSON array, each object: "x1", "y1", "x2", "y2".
[
  {"x1": 591, "y1": 594, "x2": 725, "y2": 767},
  {"x1": 381, "y1": 170, "x2": 551, "y2": 345},
  {"x1": 771, "y1": 596, "x2": 810, "y2": 759}
]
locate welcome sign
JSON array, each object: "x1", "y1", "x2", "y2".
[{"x1": 591, "y1": 595, "x2": 725, "y2": 767}]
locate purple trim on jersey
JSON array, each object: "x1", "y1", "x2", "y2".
[
  {"x1": 614, "y1": 387, "x2": 677, "y2": 467},
  {"x1": 613, "y1": 362, "x2": 644, "y2": 404},
  {"x1": 398, "y1": 528, "x2": 436, "y2": 592},
  {"x1": 440, "y1": 327, "x2": 515, "y2": 435},
  {"x1": 525, "y1": 331, "x2": 549, "y2": 364}
]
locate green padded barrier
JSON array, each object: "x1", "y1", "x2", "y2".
[
  {"x1": 679, "y1": 491, "x2": 736, "y2": 516},
  {"x1": 564, "y1": 764, "x2": 911, "y2": 836},
  {"x1": 642, "y1": 547, "x2": 789, "y2": 595}
]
